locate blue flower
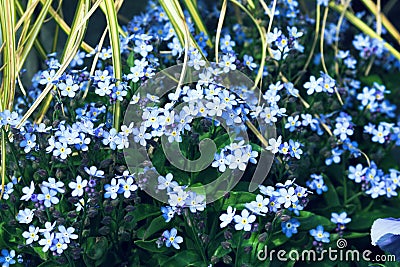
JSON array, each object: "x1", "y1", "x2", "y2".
[
  {"x1": 282, "y1": 218, "x2": 300, "y2": 238},
  {"x1": 37, "y1": 186, "x2": 59, "y2": 208},
  {"x1": 371, "y1": 218, "x2": 400, "y2": 261},
  {"x1": 162, "y1": 228, "x2": 183, "y2": 249},
  {"x1": 285, "y1": 115, "x2": 301, "y2": 132},
  {"x1": 84, "y1": 166, "x2": 105, "y2": 178},
  {"x1": 19, "y1": 133, "x2": 37, "y2": 153},
  {"x1": 289, "y1": 140, "x2": 303, "y2": 159},
  {"x1": 331, "y1": 212, "x2": 352, "y2": 226},
  {"x1": 220, "y1": 35, "x2": 235, "y2": 52},
  {"x1": 288, "y1": 201, "x2": 304, "y2": 216},
  {"x1": 307, "y1": 174, "x2": 328, "y2": 195},
  {"x1": 161, "y1": 206, "x2": 175, "y2": 223},
  {"x1": 243, "y1": 55, "x2": 257, "y2": 70},
  {"x1": 104, "y1": 178, "x2": 119, "y2": 199},
  {"x1": 0, "y1": 249, "x2": 16, "y2": 267},
  {"x1": 325, "y1": 147, "x2": 343, "y2": 166},
  {"x1": 310, "y1": 225, "x2": 330, "y2": 243}
]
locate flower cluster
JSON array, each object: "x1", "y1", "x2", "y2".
[{"x1": 219, "y1": 179, "x2": 309, "y2": 232}]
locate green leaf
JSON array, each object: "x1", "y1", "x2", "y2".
[
  {"x1": 222, "y1": 191, "x2": 256, "y2": 209},
  {"x1": 213, "y1": 133, "x2": 230, "y2": 149},
  {"x1": 134, "y1": 239, "x2": 168, "y2": 253},
  {"x1": 132, "y1": 204, "x2": 161, "y2": 222},
  {"x1": 158, "y1": 0, "x2": 206, "y2": 58},
  {"x1": 127, "y1": 52, "x2": 135, "y2": 67},
  {"x1": 33, "y1": 246, "x2": 48, "y2": 261},
  {"x1": 269, "y1": 233, "x2": 289, "y2": 248},
  {"x1": 322, "y1": 174, "x2": 341, "y2": 207},
  {"x1": 161, "y1": 250, "x2": 202, "y2": 266},
  {"x1": 152, "y1": 147, "x2": 167, "y2": 173},
  {"x1": 250, "y1": 143, "x2": 263, "y2": 152},
  {"x1": 103, "y1": 0, "x2": 122, "y2": 129},
  {"x1": 84, "y1": 236, "x2": 109, "y2": 261},
  {"x1": 213, "y1": 245, "x2": 231, "y2": 258},
  {"x1": 359, "y1": 74, "x2": 383, "y2": 87},
  {"x1": 297, "y1": 211, "x2": 336, "y2": 231},
  {"x1": 141, "y1": 216, "x2": 168, "y2": 240},
  {"x1": 347, "y1": 205, "x2": 399, "y2": 231},
  {"x1": 37, "y1": 261, "x2": 59, "y2": 267}
]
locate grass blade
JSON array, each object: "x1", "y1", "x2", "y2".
[
  {"x1": 103, "y1": 0, "x2": 122, "y2": 130},
  {"x1": 0, "y1": 0, "x2": 17, "y2": 197},
  {"x1": 16, "y1": 0, "x2": 52, "y2": 73},
  {"x1": 329, "y1": 2, "x2": 400, "y2": 61},
  {"x1": 159, "y1": 0, "x2": 206, "y2": 58},
  {"x1": 360, "y1": 0, "x2": 400, "y2": 45},
  {"x1": 215, "y1": 0, "x2": 227, "y2": 64},
  {"x1": 230, "y1": 0, "x2": 267, "y2": 89},
  {"x1": 182, "y1": 0, "x2": 212, "y2": 47},
  {"x1": 38, "y1": 0, "x2": 94, "y2": 53}
]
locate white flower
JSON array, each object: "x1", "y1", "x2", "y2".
[
  {"x1": 68, "y1": 175, "x2": 88, "y2": 197},
  {"x1": 266, "y1": 136, "x2": 282, "y2": 154},
  {"x1": 104, "y1": 178, "x2": 120, "y2": 199},
  {"x1": 186, "y1": 192, "x2": 206, "y2": 213},
  {"x1": 219, "y1": 206, "x2": 236, "y2": 228},
  {"x1": 158, "y1": 173, "x2": 178, "y2": 191},
  {"x1": 245, "y1": 194, "x2": 269, "y2": 215},
  {"x1": 16, "y1": 208, "x2": 35, "y2": 224},
  {"x1": 51, "y1": 238, "x2": 68, "y2": 254},
  {"x1": 56, "y1": 225, "x2": 78, "y2": 243},
  {"x1": 22, "y1": 225, "x2": 39, "y2": 245},
  {"x1": 120, "y1": 123, "x2": 134, "y2": 136},
  {"x1": 206, "y1": 97, "x2": 226, "y2": 117},
  {"x1": 20, "y1": 181, "x2": 35, "y2": 201},
  {"x1": 277, "y1": 187, "x2": 298, "y2": 208},
  {"x1": 233, "y1": 209, "x2": 256, "y2": 231},
  {"x1": 84, "y1": 166, "x2": 104, "y2": 178},
  {"x1": 226, "y1": 149, "x2": 249, "y2": 171},
  {"x1": 42, "y1": 177, "x2": 65, "y2": 194},
  {"x1": 168, "y1": 190, "x2": 188, "y2": 207},
  {"x1": 39, "y1": 221, "x2": 57, "y2": 234},
  {"x1": 38, "y1": 232, "x2": 54, "y2": 252},
  {"x1": 119, "y1": 177, "x2": 138, "y2": 198},
  {"x1": 53, "y1": 142, "x2": 71, "y2": 159}
]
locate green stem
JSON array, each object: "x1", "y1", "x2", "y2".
[
  {"x1": 235, "y1": 233, "x2": 243, "y2": 267},
  {"x1": 185, "y1": 211, "x2": 207, "y2": 264},
  {"x1": 345, "y1": 191, "x2": 364, "y2": 205}
]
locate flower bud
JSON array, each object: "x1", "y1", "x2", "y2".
[
  {"x1": 258, "y1": 232, "x2": 268, "y2": 242},
  {"x1": 221, "y1": 241, "x2": 231, "y2": 250},
  {"x1": 98, "y1": 226, "x2": 110, "y2": 235},
  {"x1": 244, "y1": 246, "x2": 253, "y2": 254},
  {"x1": 101, "y1": 216, "x2": 112, "y2": 225},
  {"x1": 222, "y1": 255, "x2": 232, "y2": 264},
  {"x1": 280, "y1": 215, "x2": 291, "y2": 222},
  {"x1": 224, "y1": 230, "x2": 233, "y2": 240}
]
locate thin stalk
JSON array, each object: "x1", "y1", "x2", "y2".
[
  {"x1": 320, "y1": 6, "x2": 329, "y2": 74},
  {"x1": 360, "y1": 0, "x2": 400, "y2": 45},
  {"x1": 294, "y1": 4, "x2": 320, "y2": 86},
  {"x1": 230, "y1": 0, "x2": 267, "y2": 89},
  {"x1": 334, "y1": 0, "x2": 351, "y2": 77},
  {"x1": 215, "y1": 0, "x2": 228, "y2": 64},
  {"x1": 104, "y1": 0, "x2": 122, "y2": 130},
  {"x1": 329, "y1": 2, "x2": 400, "y2": 61},
  {"x1": 183, "y1": 0, "x2": 212, "y2": 47}
]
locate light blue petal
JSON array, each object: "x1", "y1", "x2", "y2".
[{"x1": 371, "y1": 218, "x2": 400, "y2": 246}]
